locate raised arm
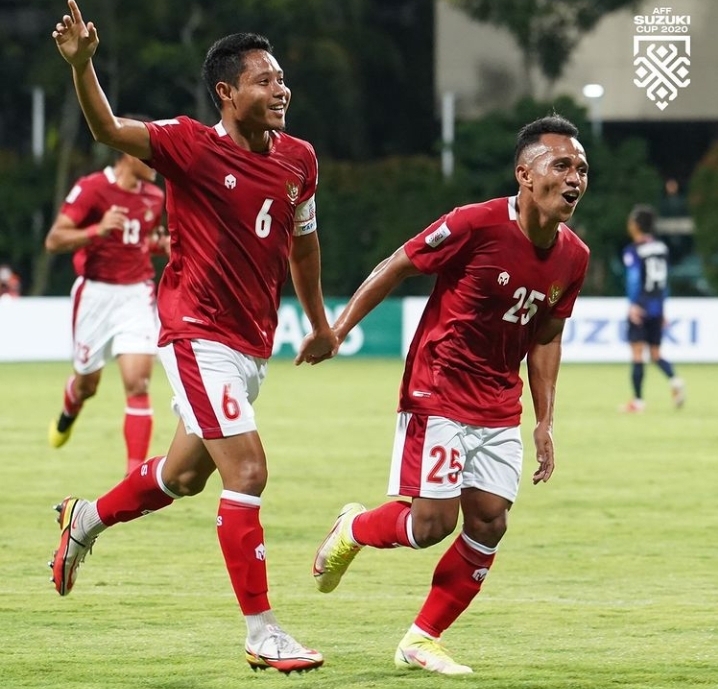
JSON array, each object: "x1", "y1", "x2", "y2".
[
  {"x1": 52, "y1": 0, "x2": 151, "y2": 159},
  {"x1": 526, "y1": 317, "x2": 565, "y2": 485}
]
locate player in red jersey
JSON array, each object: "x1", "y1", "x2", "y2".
[
  {"x1": 45, "y1": 142, "x2": 167, "y2": 477},
  {"x1": 307, "y1": 115, "x2": 590, "y2": 675},
  {"x1": 49, "y1": 0, "x2": 334, "y2": 675},
  {"x1": 0, "y1": 264, "x2": 21, "y2": 298}
]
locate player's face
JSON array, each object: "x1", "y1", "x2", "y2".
[
  {"x1": 522, "y1": 134, "x2": 588, "y2": 223},
  {"x1": 230, "y1": 50, "x2": 291, "y2": 132}
]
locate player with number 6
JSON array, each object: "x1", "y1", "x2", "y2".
[{"x1": 48, "y1": 0, "x2": 335, "y2": 674}]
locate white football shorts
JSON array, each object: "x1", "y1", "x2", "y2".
[
  {"x1": 388, "y1": 412, "x2": 523, "y2": 502},
  {"x1": 158, "y1": 339, "x2": 268, "y2": 440},
  {"x1": 71, "y1": 277, "x2": 159, "y2": 374}
]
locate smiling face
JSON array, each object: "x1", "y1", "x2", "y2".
[
  {"x1": 220, "y1": 49, "x2": 291, "y2": 134},
  {"x1": 516, "y1": 133, "x2": 589, "y2": 224}
]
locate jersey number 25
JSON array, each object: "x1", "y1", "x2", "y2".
[{"x1": 502, "y1": 287, "x2": 546, "y2": 325}]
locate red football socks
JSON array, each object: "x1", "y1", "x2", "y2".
[
  {"x1": 124, "y1": 393, "x2": 153, "y2": 473},
  {"x1": 414, "y1": 534, "x2": 496, "y2": 637},
  {"x1": 96, "y1": 456, "x2": 174, "y2": 525},
  {"x1": 216, "y1": 493, "x2": 270, "y2": 615},
  {"x1": 351, "y1": 500, "x2": 413, "y2": 548},
  {"x1": 62, "y1": 375, "x2": 83, "y2": 417}
]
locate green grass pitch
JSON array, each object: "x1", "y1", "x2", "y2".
[{"x1": 0, "y1": 358, "x2": 716, "y2": 688}]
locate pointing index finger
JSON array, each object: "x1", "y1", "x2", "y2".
[{"x1": 68, "y1": 0, "x2": 84, "y2": 25}]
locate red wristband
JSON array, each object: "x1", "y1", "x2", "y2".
[{"x1": 86, "y1": 224, "x2": 100, "y2": 239}]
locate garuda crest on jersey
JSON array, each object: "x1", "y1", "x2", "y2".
[
  {"x1": 547, "y1": 282, "x2": 563, "y2": 306},
  {"x1": 285, "y1": 180, "x2": 300, "y2": 203}
]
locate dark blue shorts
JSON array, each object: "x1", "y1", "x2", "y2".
[{"x1": 627, "y1": 316, "x2": 663, "y2": 346}]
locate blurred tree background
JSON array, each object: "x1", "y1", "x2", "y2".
[
  {"x1": 689, "y1": 143, "x2": 718, "y2": 294},
  {"x1": 0, "y1": 0, "x2": 692, "y2": 299}
]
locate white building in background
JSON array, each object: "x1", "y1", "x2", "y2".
[{"x1": 435, "y1": 0, "x2": 718, "y2": 121}]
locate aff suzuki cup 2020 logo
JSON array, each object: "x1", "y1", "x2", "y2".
[{"x1": 633, "y1": 7, "x2": 691, "y2": 111}]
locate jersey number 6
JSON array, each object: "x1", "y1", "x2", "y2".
[{"x1": 255, "y1": 199, "x2": 274, "y2": 238}]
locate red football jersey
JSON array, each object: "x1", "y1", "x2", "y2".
[
  {"x1": 145, "y1": 117, "x2": 318, "y2": 358},
  {"x1": 401, "y1": 196, "x2": 590, "y2": 427},
  {"x1": 61, "y1": 166, "x2": 165, "y2": 284}
]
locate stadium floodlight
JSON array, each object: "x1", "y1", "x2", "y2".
[{"x1": 582, "y1": 84, "x2": 605, "y2": 99}]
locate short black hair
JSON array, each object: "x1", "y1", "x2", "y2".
[
  {"x1": 202, "y1": 33, "x2": 273, "y2": 113},
  {"x1": 514, "y1": 114, "x2": 580, "y2": 165},
  {"x1": 629, "y1": 204, "x2": 657, "y2": 234}
]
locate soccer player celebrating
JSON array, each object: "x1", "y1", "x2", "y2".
[
  {"x1": 49, "y1": 0, "x2": 335, "y2": 674},
  {"x1": 45, "y1": 143, "x2": 166, "y2": 477},
  {"x1": 303, "y1": 115, "x2": 590, "y2": 675}
]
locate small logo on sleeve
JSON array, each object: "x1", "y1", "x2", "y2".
[
  {"x1": 152, "y1": 118, "x2": 180, "y2": 127},
  {"x1": 65, "y1": 185, "x2": 82, "y2": 203},
  {"x1": 425, "y1": 223, "x2": 451, "y2": 248}
]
